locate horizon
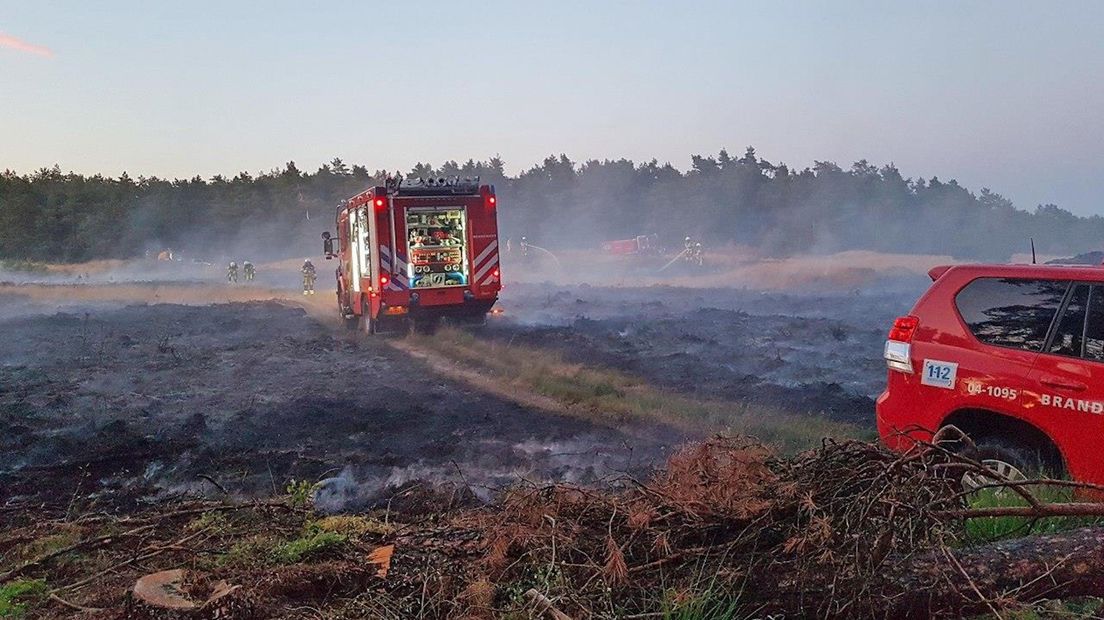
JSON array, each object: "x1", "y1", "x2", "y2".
[{"x1": 3, "y1": 2, "x2": 1103, "y2": 215}]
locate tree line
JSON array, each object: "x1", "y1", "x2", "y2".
[{"x1": 1, "y1": 148, "x2": 1099, "y2": 263}]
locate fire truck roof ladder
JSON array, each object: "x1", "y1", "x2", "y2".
[{"x1": 393, "y1": 176, "x2": 481, "y2": 196}]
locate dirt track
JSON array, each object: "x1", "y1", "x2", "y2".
[
  {"x1": 491, "y1": 281, "x2": 922, "y2": 425},
  {"x1": 0, "y1": 287, "x2": 673, "y2": 512}
]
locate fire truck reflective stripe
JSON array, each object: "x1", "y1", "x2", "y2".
[
  {"x1": 379, "y1": 246, "x2": 410, "y2": 289},
  {"x1": 393, "y1": 255, "x2": 409, "y2": 284},
  {"x1": 476, "y1": 259, "x2": 499, "y2": 284},
  {"x1": 473, "y1": 240, "x2": 498, "y2": 270}
]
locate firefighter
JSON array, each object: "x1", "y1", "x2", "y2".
[
  {"x1": 683, "y1": 236, "x2": 694, "y2": 263},
  {"x1": 693, "y1": 242, "x2": 704, "y2": 266},
  {"x1": 520, "y1": 236, "x2": 529, "y2": 258},
  {"x1": 301, "y1": 259, "x2": 317, "y2": 295},
  {"x1": 227, "y1": 261, "x2": 238, "y2": 283},
  {"x1": 243, "y1": 261, "x2": 255, "y2": 281}
]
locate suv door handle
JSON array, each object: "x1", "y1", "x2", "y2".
[{"x1": 1041, "y1": 378, "x2": 1088, "y2": 392}]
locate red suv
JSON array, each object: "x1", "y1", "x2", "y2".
[{"x1": 877, "y1": 263, "x2": 1104, "y2": 483}]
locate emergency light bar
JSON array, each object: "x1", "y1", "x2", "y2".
[{"x1": 394, "y1": 176, "x2": 481, "y2": 196}]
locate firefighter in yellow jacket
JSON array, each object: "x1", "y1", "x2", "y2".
[{"x1": 301, "y1": 259, "x2": 317, "y2": 295}]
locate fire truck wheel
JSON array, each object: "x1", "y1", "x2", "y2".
[
  {"x1": 413, "y1": 317, "x2": 439, "y2": 334},
  {"x1": 358, "y1": 314, "x2": 376, "y2": 335},
  {"x1": 960, "y1": 436, "x2": 1063, "y2": 491},
  {"x1": 343, "y1": 315, "x2": 358, "y2": 331}
]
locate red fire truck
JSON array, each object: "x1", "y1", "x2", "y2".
[
  {"x1": 322, "y1": 177, "x2": 501, "y2": 333},
  {"x1": 601, "y1": 234, "x2": 661, "y2": 256}
]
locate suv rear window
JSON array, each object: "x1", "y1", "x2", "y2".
[{"x1": 954, "y1": 278, "x2": 1068, "y2": 352}]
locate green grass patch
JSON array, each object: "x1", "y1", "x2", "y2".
[
  {"x1": 16, "y1": 530, "x2": 80, "y2": 562},
  {"x1": 187, "y1": 511, "x2": 230, "y2": 533},
  {"x1": 218, "y1": 535, "x2": 281, "y2": 568},
  {"x1": 0, "y1": 579, "x2": 48, "y2": 619},
  {"x1": 314, "y1": 515, "x2": 394, "y2": 537},
  {"x1": 964, "y1": 486, "x2": 1104, "y2": 543},
  {"x1": 218, "y1": 531, "x2": 348, "y2": 567},
  {"x1": 407, "y1": 327, "x2": 865, "y2": 453},
  {"x1": 270, "y1": 531, "x2": 347, "y2": 564}
]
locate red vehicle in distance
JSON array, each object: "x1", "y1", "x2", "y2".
[
  {"x1": 322, "y1": 176, "x2": 501, "y2": 333},
  {"x1": 877, "y1": 262, "x2": 1104, "y2": 484}
]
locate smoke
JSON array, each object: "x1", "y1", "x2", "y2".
[{"x1": 312, "y1": 436, "x2": 647, "y2": 514}]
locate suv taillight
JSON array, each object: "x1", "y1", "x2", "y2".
[{"x1": 884, "y1": 315, "x2": 919, "y2": 373}]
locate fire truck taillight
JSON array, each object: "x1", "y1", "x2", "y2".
[
  {"x1": 375, "y1": 198, "x2": 384, "y2": 208},
  {"x1": 488, "y1": 196, "x2": 496, "y2": 206},
  {"x1": 884, "y1": 315, "x2": 919, "y2": 374},
  {"x1": 493, "y1": 268, "x2": 500, "y2": 279},
  {"x1": 380, "y1": 274, "x2": 389, "y2": 287}
]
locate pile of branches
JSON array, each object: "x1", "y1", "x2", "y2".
[{"x1": 452, "y1": 435, "x2": 968, "y2": 618}]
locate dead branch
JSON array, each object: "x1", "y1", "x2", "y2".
[
  {"x1": 524, "y1": 589, "x2": 574, "y2": 620},
  {"x1": 937, "y1": 502, "x2": 1104, "y2": 519},
  {"x1": 48, "y1": 592, "x2": 106, "y2": 613}
]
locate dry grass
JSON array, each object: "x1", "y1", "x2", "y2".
[{"x1": 400, "y1": 327, "x2": 865, "y2": 453}]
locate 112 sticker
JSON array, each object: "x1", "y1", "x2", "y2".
[{"x1": 921, "y1": 359, "x2": 958, "y2": 390}]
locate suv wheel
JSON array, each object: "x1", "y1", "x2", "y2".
[{"x1": 960, "y1": 436, "x2": 1060, "y2": 491}]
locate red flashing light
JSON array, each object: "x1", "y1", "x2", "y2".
[
  {"x1": 888, "y1": 315, "x2": 919, "y2": 343},
  {"x1": 375, "y1": 198, "x2": 385, "y2": 208},
  {"x1": 380, "y1": 274, "x2": 389, "y2": 286},
  {"x1": 488, "y1": 196, "x2": 496, "y2": 205},
  {"x1": 492, "y1": 268, "x2": 500, "y2": 278}
]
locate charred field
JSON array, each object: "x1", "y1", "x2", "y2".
[
  {"x1": 5, "y1": 258, "x2": 1100, "y2": 618},
  {"x1": 0, "y1": 261, "x2": 915, "y2": 513},
  {"x1": 0, "y1": 290, "x2": 672, "y2": 515}
]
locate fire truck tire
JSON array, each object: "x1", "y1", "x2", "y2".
[
  {"x1": 343, "y1": 315, "x2": 358, "y2": 331},
  {"x1": 413, "y1": 317, "x2": 439, "y2": 334},
  {"x1": 358, "y1": 314, "x2": 377, "y2": 335}
]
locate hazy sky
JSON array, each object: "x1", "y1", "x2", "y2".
[{"x1": 2, "y1": 1, "x2": 1103, "y2": 214}]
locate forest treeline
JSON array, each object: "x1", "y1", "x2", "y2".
[{"x1": 1, "y1": 147, "x2": 1099, "y2": 263}]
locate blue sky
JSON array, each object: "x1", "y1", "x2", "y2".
[{"x1": 2, "y1": 1, "x2": 1103, "y2": 214}]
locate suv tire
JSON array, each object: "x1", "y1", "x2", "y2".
[{"x1": 961, "y1": 436, "x2": 1063, "y2": 490}]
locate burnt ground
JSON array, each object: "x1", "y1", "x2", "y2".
[
  {"x1": 0, "y1": 293, "x2": 674, "y2": 512},
  {"x1": 0, "y1": 270, "x2": 923, "y2": 513},
  {"x1": 491, "y1": 282, "x2": 925, "y2": 426}
]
